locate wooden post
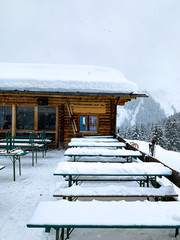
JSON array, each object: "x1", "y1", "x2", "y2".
[
  {"x1": 55, "y1": 106, "x2": 59, "y2": 147},
  {"x1": 34, "y1": 106, "x2": 38, "y2": 133},
  {"x1": 12, "y1": 105, "x2": 16, "y2": 137}
]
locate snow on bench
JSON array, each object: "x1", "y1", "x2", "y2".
[
  {"x1": 70, "y1": 138, "x2": 118, "y2": 142},
  {"x1": 66, "y1": 155, "x2": 139, "y2": 163},
  {"x1": 27, "y1": 200, "x2": 180, "y2": 240},
  {"x1": 68, "y1": 141, "x2": 126, "y2": 148},
  {"x1": 53, "y1": 184, "x2": 178, "y2": 199},
  {"x1": 64, "y1": 175, "x2": 146, "y2": 182},
  {"x1": 64, "y1": 148, "x2": 142, "y2": 162},
  {"x1": 84, "y1": 135, "x2": 114, "y2": 138}
]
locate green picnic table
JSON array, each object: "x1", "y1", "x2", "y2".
[
  {"x1": 27, "y1": 200, "x2": 180, "y2": 240},
  {"x1": 54, "y1": 162, "x2": 172, "y2": 188},
  {"x1": 0, "y1": 142, "x2": 44, "y2": 166},
  {"x1": 0, "y1": 149, "x2": 29, "y2": 181},
  {"x1": 11, "y1": 137, "x2": 51, "y2": 157}
]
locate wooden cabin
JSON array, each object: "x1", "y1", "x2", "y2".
[{"x1": 0, "y1": 63, "x2": 148, "y2": 148}]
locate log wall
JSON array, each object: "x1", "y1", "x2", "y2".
[{"x1": 0, "y1": 94, "x2": 119, "y2": 148}]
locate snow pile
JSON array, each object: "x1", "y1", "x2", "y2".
[{"x1": 0, "y1": 63, "x2": 139, "y2": 93}]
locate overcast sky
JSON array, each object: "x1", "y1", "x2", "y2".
[{"x1": 0, "y1": 0, "x2": 180, "y2": 104}]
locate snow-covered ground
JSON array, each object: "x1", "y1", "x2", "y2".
[
  {"x1": 0, "y1": 144, "x2": 180, "y2": 240},
  {"x1": 126, "y1": 139, "x2": 180, "y2": 172}
]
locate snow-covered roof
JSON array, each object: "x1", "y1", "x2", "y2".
[{"x1": 0, "y1": 63, "x2": 144, "y2": 96}]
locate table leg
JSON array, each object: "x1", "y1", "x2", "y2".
[
  {"x1": 13, "y1": 155, "x2": 16, "y2": 181},
  {"x1": 32, "y1": 147, "x2": 34, "y2": 166},
  {"x1": 36, "y1": 148, "x2": 37, "y2": 164},
  {"x1": 68, "y1": 175, "x2": 72, "y2": 187},
  {"x1": 147, "y1": 176, "x2": 149, "y2": 187},
  {"x1": 60, "y1": 228, "x2": 64, "y2": 240},
  {"x1": 175, "y1": 228, "x2": 179, "y2": 237},
  {"x1": 55, "y1": 228, "x2": 60, "y2": 240},
  {"x1": 18, "y1": 156, "x2": 21, "y2": 176}
]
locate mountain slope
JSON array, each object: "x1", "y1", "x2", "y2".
[{"x1": 117, "y1": 93, "x2": 166, "y2": 127}]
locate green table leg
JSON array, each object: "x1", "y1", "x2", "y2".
[
  {"x1": 36, "y1": 148, "x2": 37, "y2": 164},
  {"x1": 32, "y1": 147, "x2": 34, "y2": 166},
  {"x1": 18, "y1": 156, "x2": 21, "y2": 176},
  {"x1": 55, "y1": 228, "x2": 60, "y2": 240},
  {"x1": 60, "y1": 228, "x2": 64, "y2": 240},
  {"x1": 13, "y1": 155, "x2": 16, "y2": 181},
  {"x1": 175, "y1": 228, "x2": 179, "y2": 237}
]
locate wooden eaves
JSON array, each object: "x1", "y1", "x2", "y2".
[{"x1": 0, "y1": 90, "x2": 148, "y2": 98}]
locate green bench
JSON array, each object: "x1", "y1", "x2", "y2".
[
  {"x1": 68, "y1": 141, "x2": 126, "y2": 148},
  {"x1": 64, "y1": 148, "x2": 142, "y2": 162},
  {"x1": 53, "y1": 184, "x2": 178, "y2": 201}
]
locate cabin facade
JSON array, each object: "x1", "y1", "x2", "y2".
[{"x1": 0, "y1": 63, "x2": 147, "y2": 148}]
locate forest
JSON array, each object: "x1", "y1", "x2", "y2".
[{"x1": 118, "y1": 112, "x2": 180, "y2": 152}]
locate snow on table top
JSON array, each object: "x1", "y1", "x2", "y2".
[
  {"x1": 64, "y1": 148, "x2": 141, "y2": 157},
  {"x1": 71, "y1": 138, "x2": 118, "y2": 142},
  {"x1": 68, "y1": 142, "x2": 126, "y2": 147},
  {"x1": 54, "y1": 184, "x2": 177, "y2": 197},
  {"x1": 84, "y1": 135, "x2": 113, "y2": 138},
  {"x1": 54, "y1": 162, "x2": 172, "y2": 176},
  {"x1": 0, "y1": 63, "x2": 139, "y2": 94},
  {"x1": 1, "y1": 138, "x2": 51, "y2": 143},
  {"x1": 0, "y1": 149, "x2": 25, "y2": 155},
  {"x1": 0, "y1": 142, "x2": 44, "y2": 147},
  {"x1": 27, "y1": 200, "x2": 180, "y2": 227}
]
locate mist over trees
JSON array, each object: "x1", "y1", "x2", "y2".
[
  {"x1": 118, "y1": 112, "x2": 180, "y2": 152},
  {"x1": 117, "y1": 93, "x2": 166, "y2": 127},
  {"x1": 117, "y1": 92, "x2": 180, "y2": 152}
]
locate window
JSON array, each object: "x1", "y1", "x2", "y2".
[
  {"x1": 38, "y1": 107, "x2": 56, "y2": 130},
  {"x1": 16, "y1": 106, "x2": 34, "y2": 130},
  {"x1": 80, "y1": 116, "x2": 97, "y2": 132},
  {"x1": 0, "y1": 106, "x2": 12, "y2": 129}
]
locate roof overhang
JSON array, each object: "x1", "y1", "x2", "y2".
[{"x1": 0, "y1": 90, "x2": 148, "y2": 98}]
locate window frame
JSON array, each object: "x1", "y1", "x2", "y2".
[{"x1": 79, "y1": 114, "x2": 98, "y2": 133}]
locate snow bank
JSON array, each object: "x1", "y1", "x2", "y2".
[{"x1": 0, "y1": 63, "x2": 139, "y2": 93}]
